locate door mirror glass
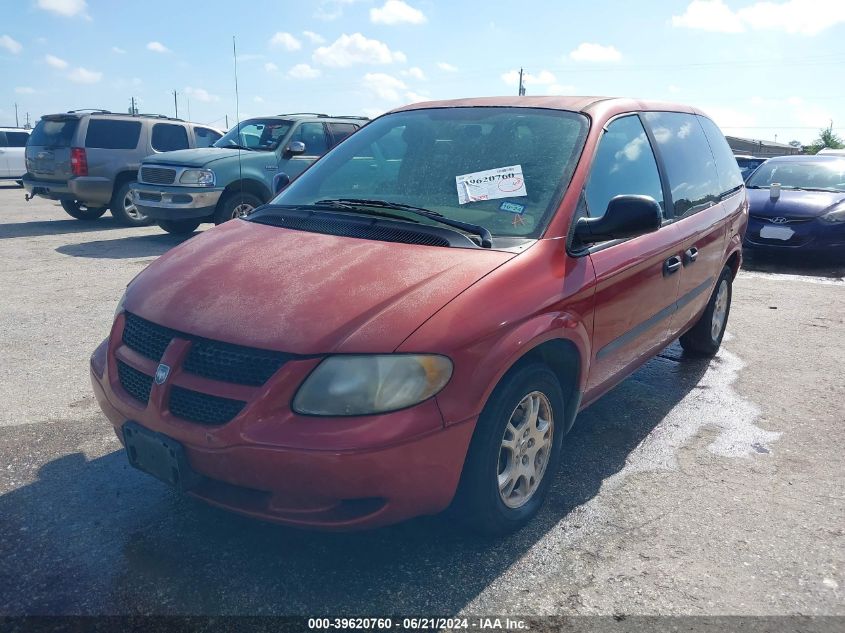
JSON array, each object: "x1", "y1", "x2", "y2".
[
  {"x1": 574, "y1": 195, "x2": 662, "y2": 245},
  {"x1": 273, "y1": 172, "x2": 291, "y2": 194},
  {"x1": 286, "y1": 141, "x2": 306, "y2": 155}
]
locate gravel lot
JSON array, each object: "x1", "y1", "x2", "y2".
[{"x1": 0, "y1": 184, "x2": 843, "y2": 618}]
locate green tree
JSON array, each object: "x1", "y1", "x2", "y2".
[{"x1": 804, "y1": 127, "x2": 845, "y2": 155}]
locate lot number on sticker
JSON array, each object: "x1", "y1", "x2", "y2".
[{"x1": 456, "y1": 165, "x2": 528, "y2": 204}]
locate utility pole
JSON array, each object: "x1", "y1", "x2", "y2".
[
  {"x1": 129, "y1": 97, "x2": 139, "y2": 115},
  {"x1": 518, "y1": 68, "x2": 526, "y2": 96},
  {"x1": 173, "y1": 90, "x2": 179, "y2": 118},
  {"x1": 25, "y1": 112, "x2": 31, "y2": 129},
  {"x1": 14, "y1": 102, "x2": 19, "y2": 127},
  {"x1": 225, "y1": 114, "x2": 228, "y2": 128}
]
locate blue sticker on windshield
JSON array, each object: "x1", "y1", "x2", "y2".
[{"x1": 499, "y1": 201, "x2": 526, "y2": 215}]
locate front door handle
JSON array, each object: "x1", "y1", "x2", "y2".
[
  {"x1": 683, "y1": 247, "x2": 699, "y2": 265},
  {"x1": 664, "y1": 255, "x2": 682, "y2": 275}
]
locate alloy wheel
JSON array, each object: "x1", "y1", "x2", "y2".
[{"x1": 711, "y1": 279, "x2": 729, "y2": 340}]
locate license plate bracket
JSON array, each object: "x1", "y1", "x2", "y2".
[
  {"x1": 759, "y1": 225, "x2": 794, "y2": 241},
  {"x1": 123, "y1": 421, "x2": 203, "y2": 491}
]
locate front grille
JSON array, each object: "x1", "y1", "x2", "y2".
[
  {"x1": 141, "y1": 166, "x2": 177, "y2": 185},
  {"x1": 122, "y1": 312, "x2": 290, "y2": 386},
  {"x1": 750, "y1": 214, "x2": 813, "y2": 224},
  {"x1": 169, "y1": 386, "x2": 246, "y2": 425},
  {"x1": 117, "y1": 360, "x2": 153, "y2": 404}
]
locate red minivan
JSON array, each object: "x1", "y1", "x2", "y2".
[{"x1": 90, "y1": 97, "x2": 747, "y2": 534}]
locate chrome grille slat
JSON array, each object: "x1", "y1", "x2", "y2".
[{"x1": 140, "y1": 166, "x2": 177, "y2": 185}]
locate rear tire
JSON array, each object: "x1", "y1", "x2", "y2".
[
  {"x1": 157, "y1": 219, "x2": 201, "y2": 235},
  {"x1": 213, "y1": 191, "x2": 262, "y2": 225},
  {"x1": 60, "y1": 200, "x2": 108, "y2": 221},
  {"x1": 110, "y1": 181, "x2": 153, "y2": 227},
  {"x1": 679, "y1": 266, "x2": 733, "y2": 356},
  {"x1": 451, "y1": 362, "x2": 565, "y2": 536}
]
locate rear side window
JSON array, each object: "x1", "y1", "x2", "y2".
[
  {"x1": 585, "y1": 115, "x2": 665, "y2": 219},
  {"x1": 290, "y1": 122, "x2": 329, "y2": 156},
  {"x1": 328, "y1": 123, "x2": 358, "y2": 146},
  {"x1": 85, "y1": 119, "x2": 142, "y2": 150},
  {"x1": 152, "y1": 123, "x2": 189, "y2": 152},
  {"x1": 194, "y1": 127, "x2": 222, "y2": 148},
  {"x1": 697, "y1": 115, "x2": 744, "y2": 195},
  {"x1": 29, "y1": 118, "x2": 79, "y2": 148},
  {"x1": 6, "y1": 131, "x2": 29, "y2": 147},
  {"x1": 643, "y1": 112, "x2": 720, "y2": 218}
]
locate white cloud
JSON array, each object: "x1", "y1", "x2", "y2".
[
  {"x1": 569, "y1": 42, "x2": 622, "y2": 62},
  {"x1": 501, "y1": 69, "x2": 574, "y2": 95},
  {"x1": 405, "y1": 90, "x2": 430, "y2": 103},
  {"x1": 254, "y1": 96, "x2": 264, "y2": 103},
  {"x1": 363, "y1": 72, "x2": 407, "y2": 101},
  {"x1": 184, "y1": 86, "x2": 219, "y2": 102},
  {"x1": 699, "y1": 105, "x2": 757, "y2": 129},
  {"x1": 302, "y1": 30, "x2": 326, "y2": 44},
  {"x1": 0, "y1": 35, "x2": 22, "y2": 55},
  {"x1": 313, "y1": 33, "x2": 406, "y2": 67},
  {"x1": 45, "y1": 54, "x2": 68, "y2": 69},
  {"x1": 363, "y1": 107, "x2": 387, "y2": 119},
  {"x1": 288, "y1": 63, "x2": 321, "y2": 79},
  {"x1": 146, "y1": 41, "x2": 170, "y2": 53},
  {"x1": 67, "y1": 67, "x2": 102, "y2": 83},
  {"x1": 111, "y1": 46, "x2": 126, "y2": 54},
  {"x1": 36, "y1": 0, "x2": 88, "y2": 17},
  {"x1": 370, "y1": 0, "x2": 427, "y2": 25},
  {"x1": 401, "y1": 66, "x2": 426, "y2": 80},
  {"x1": 437, "y1": 61, "x2": 458, "y2": 72},
  {"x1": 314, "y1": 0, "x2": 363, "y2": 21},
  {"x1": 264, "y1": 62, "x2": 279, "y2": 72},
  {"x1": 15, "y1": 87, "x2": 35, "y2": 94},
  {"x1": 269, "y1": 32, "x2": 301, "y2": 51},
  {"x1": 668, "y1": 84, "x2": 682, "y2": 94},
  {"x1": 547, "y1": 84, "x2": 576, "y2": 94},
  {"x1": 672, "y1": 0, "x2": 845, "y2": 36}
]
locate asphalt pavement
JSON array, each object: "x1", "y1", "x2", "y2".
[{"x1": 0, "y1": 184, "x2": 843, "y2": 618}]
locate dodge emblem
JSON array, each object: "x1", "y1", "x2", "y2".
[{"x1": 154, "y1": 363, "x2": 171, "y2": 385}]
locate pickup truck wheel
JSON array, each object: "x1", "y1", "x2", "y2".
[
  {"x1": 60, "y1": 200, "x2": 108, "y2": 221},
  {"x1": 679, "y1": 266, "x2": 733, "y2": 356},
  {"x1": 214, "y1": 192, "x2": 262, "y2": 225},
  {"x1": 451, "y1": 362, "x2": 565, "y2": 536},
  {"x1": 157, "y1": 219, "x2": 201, "y2": 235},
  {"x1": 110, "y1": 181, "x2": 153, "y2": 227}
]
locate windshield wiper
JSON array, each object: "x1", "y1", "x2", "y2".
[
  {"x1": 317, "y1": 198, "x2": 493, "y2": 248},
  {"x1": 221, "y1": 143, "x2": 255, "y2": 151}
]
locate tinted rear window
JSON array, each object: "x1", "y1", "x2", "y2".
[
  {"x1": 6, "y1": 131, "x2": 30, "y2": 147},
  {"x1": 85, "y1": 119, "x2": 142, "y2": 149},
  {"x1": 697, "y1": 116, "x2": 744, "y2": 195},
  {"x1": 329, "y1": 123, "x2": 358, "y2": 145},
  {"x1": 152, "y1": 123, "x2": 189, "y2": 152},
  {"x1": 30, "y1": 118, "x2": 79, "y2": 148}
]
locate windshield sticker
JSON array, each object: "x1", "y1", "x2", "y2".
[
  {"x1": 499, "y1": 201, "x2": 526, "y2": 215},
  {"x1": 456, "y1": 165, "x2": 528, "y2": 204}
]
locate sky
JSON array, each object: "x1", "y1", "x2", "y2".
[{"x1": 2, "y1": 0, "x2": 844, "y2": 145}]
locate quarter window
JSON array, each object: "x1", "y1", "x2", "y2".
[
  {"x1": 290, "y1": 123, "x2": 329, "y2": 156},
  {"x1": 585, "y1": 115, "x2": 665, "y2": 220},
  {"x1": 152, "y1": 123, "x2": 189, "y2": 152},
  {"x1": 6, "y1": 132, "x2": 29, "y2": 147},
  {"x1": 643, "y1": 112, "x2": 720, "y2": 218},
  {"x1": 85, "y1": 119, "x2": 142, "y2": 150},
  {"x1": 328, "y1": 123, "x2": 358, "y2": 146},
  {"x1": 697, "y1": 115, "x2": 744, "y2": 196},
  {"x1": 194, "y1": 127, "x2": 222, "y2": 148}
]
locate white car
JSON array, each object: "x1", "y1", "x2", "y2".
[{"x1": 0, "y1": 127, "x2": 31, "y2": 181}]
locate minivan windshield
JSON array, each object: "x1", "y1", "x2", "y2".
[
  {"x1": 266, "y1": 107, "x2": 589, "y2": 239},
  {"x1": 746, "y1": 160, "x2": 845, "y2": 192},
  {"x1": 214, "y1": 119, "x2": 292, "y2": 151},
  {"x1": 29, "y1": 117, "x2": 79, "y2": 148}
]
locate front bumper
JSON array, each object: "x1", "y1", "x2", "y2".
[
  {"x1": 744, "y1": 216, "x2": 845, "y2": 252},
  {"x1": 23, "y1": 175, "x2": 112, "y2": 206},
  {"x1": 89, "y1": 321, "x2": 474, "y2": 530},
  {"x1": 131, "y1": 182, "x2": 224, "y2": 220}
]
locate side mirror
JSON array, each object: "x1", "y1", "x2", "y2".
[
  {"x1": 286, "y1": 141, "x2": 306, "y2": 155},
  {"x1": 574, "y1": 195, "x2": 662, "y2": 245},
  {"x1": 272, "y1": 172, "x2": 291, "y2": 194}
]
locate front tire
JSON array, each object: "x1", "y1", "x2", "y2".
[
  {"x1": 451, "y1": 362, "x2": 565, "y2": 536},
  {"x1": 213, "y1": 191, "x2": 262, "y2": 225},
  {"x1": 110, "y1": 181, "x2": 153, "y2": 227},
  {"x1": 60, "y1": 200, "x2": 108, "y2": 221},
  {"x1": 157, "y1": 219, "x2": 201, "y2": 235},
  {"x1": 679, "y1": 266, "x2": 733, "y2": 356}
]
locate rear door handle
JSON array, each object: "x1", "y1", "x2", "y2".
[
  {"x1": 664, "y1": 255, "x2": 682, "y2": 275},
  {"x1": 683, "y1": 247, "x2": 699, "y2": 265}
]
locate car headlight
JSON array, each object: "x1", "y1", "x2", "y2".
[
  {"x1": 292, "y1": 354, "x2": 453, "y2": 416},
  {"x1": 820, "y1": 206, "x2": 845, "y2": 224},
  {"x1": 179, "y1": 169, "x2": 215, "y2": 186}
]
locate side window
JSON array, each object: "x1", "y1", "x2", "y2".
[
  {"x1": 194, "y1": 127, "x2": 222, "y2": 148},
  {"x1": 290, "y1": 122, "x2": 329, "y2": 156},
  {"x1": 643, "y1": 112, "x2": 720, "y2": 218},
  {"x1": 152, "y1": 123, "x2": 190, "y2": 152},
  {"x1": 6, "y1": 132, "x2": 30, "y2": 147},
  {"x1": 0, "y1": 132, "x2": 7, "y2": 148},
  {"x1": 585, "y1": 115, "x2": 665, "y2": 220},
  {"x1": 697, "y1": 115, "x2": 744, "y2": 196},
  {"x1": 328, "y1": 123, "x2": 358, "y2": 146},
  {"x1": 85, "y1": 119, "x2": 142, "y2": 149}
]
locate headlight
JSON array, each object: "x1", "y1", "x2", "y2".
[
  {"x1": 114, "y1": 289, "x2": 127, "y2": 319},
  {"x1": 292, "y1": 354, "x2": 453, "y2": 416},
  {"x1": 179, "y1": 169, "x2": 215, "y2": 186},
  {"x1": 820, "y1": 206, "x2": 845, "y2": 224}
]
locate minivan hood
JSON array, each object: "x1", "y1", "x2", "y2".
[
  {"x1": 748, "y1": 188, "x2": 845, "y2": 218},
  {"x1": 125, "y1": 220, "x2": 515, "y2": 355},
  {"x1": 142, "y1": 147, "x2": 258, "y2": 168}
]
